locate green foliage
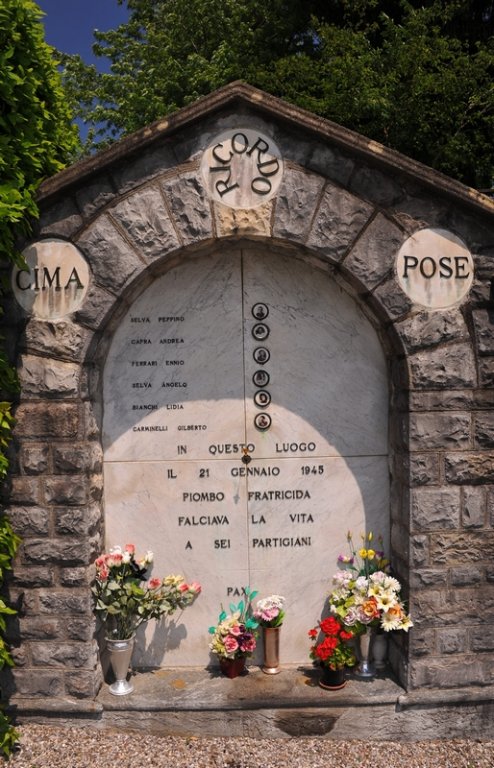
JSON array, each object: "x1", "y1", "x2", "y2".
[
  {"x1": 264, "y1": 1, "x2": 494, "y2": 187},
  {"x1": 63, "y1": 0, "x2": 493, "y2": 188},
  {"x1": 61, "y1": 0, "x2": 314, "y2": 150},
  {"x1": 93, "y1": 547, "x2": 201, "y2": 639},
  {"x1": 0, "y1": 516, "x2": 20, "y2": 758},
  {"x1": 0, "y1": 0, "x2": 79, "y2": 260},
  {"x1": 0, "y1": 2, "x2": 77, "y2": 755}
]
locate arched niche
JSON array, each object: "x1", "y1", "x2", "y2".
[{"x1": 97, "y1": 242, "x2": 394, "y2": 667}]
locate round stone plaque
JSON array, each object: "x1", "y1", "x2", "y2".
[
  {"x1": 201, "y1": 128, "x2": 283, "y2": 208},
  {"x1": 396, "y1": 228, "x2": 473, "y2": 310},
  {"x1": 12, "y1": 239, "x2": 90, "y2": 320}
]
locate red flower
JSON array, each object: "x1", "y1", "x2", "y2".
[
  {"x1": 315, "y1": 636, "x2": 339, "y2": 661},
  {"x1": 319, "y1": 616, "x2": 340, "y2": 635},
  {"x1": 308, "y1": 628, "x2": 318, "y2": 638}
]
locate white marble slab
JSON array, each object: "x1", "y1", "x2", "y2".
[{"x1": 103, "y1": 247, "x2": 389, "y2": 666}]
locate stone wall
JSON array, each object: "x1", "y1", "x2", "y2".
[{"x1": 1, "y1": 84, "x2": 494, "y2": 709}]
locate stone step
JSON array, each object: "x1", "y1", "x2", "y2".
[{"x1": 97, "y1": 665, "x2": 404, "y2": 737}]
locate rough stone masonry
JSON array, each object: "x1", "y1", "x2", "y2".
[{"x1": 1, "y1": 83, "x2": 494, "y2": 735}]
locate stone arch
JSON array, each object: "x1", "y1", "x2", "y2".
[
  {"x1": 78, "y1": 205, "x2": 413, "y2": 680},
  {"x1": 6, "y1": 84, "x2": 492, "y2": 711}
]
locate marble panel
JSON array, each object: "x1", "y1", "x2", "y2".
[
  {"x1": 103, "y1": 250, "x2": 245, "y2": 462},
  {"x1": 103, "y1": 246, "x2": 390, "y2": 666},
  {"x1": 104, "y1": 455, "x2": 389, "y2": 666}
]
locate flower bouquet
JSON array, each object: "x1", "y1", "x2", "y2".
[
  {"x1": 329, "y1": 532, "x2": 413, "y2": 634},
  {"x1": 208, "y1": 587, "x2": 259, "y2": 677},
  {"x1": 254, "y1": 594, "x2": 285, "y2": 628},
  {"x1": 93, "y1": 544, "x2": 201, "y2": 640},
  {"x1": 309, "y1": 616, "x2": 357, "y2": 670},
  {"x1": 308, "y1": 615, "x2": 357, "y2": 689},
  {"x1": 254, "y1": 594, "x2": 286, "y2": 674}
]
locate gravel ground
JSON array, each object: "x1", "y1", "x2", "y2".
[{"x1": 7, "y1": 725, "x2": 494, "y2": 768}]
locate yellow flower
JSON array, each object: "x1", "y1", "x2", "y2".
[
  {"x1": 368, "y1": 532, "x2": 373, "y2": 542},
  {"x1": 359, "y1": 548, "x2": 368, "y2": 559},
  {"x1": 367, "y1": 549, "x2": 376, "y2": 559}
]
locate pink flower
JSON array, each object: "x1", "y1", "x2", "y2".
[
  {"x1": 239, "y1": 634, "x2": 256, "y2": 652},
  {"x1": 106, "y1": 553, "x2": 123, "y2": 568},
  {"x1": 337, "y1": 554, "x2": 354, "y2": 565},
  {"x1": 229, "y1": 623, "x2": 242, "y2": 636},
  {"x1": 257, "y1": 607, "x2": 277, "y2": 622},
  {"x1": 148, "y1": 578, "x2": 161, "y2": 590},
  {"x1": 179, "y1": 583, "x2": 189, "y2": 592},
  {"x1": 98, "y1": 567, "x2": 109, "y2": 581},
  {"x1": 223, "y1": 635, "x2": 239, "y2": 653},
  {"x1": 124, "y1": 544, "x2": 135, "y2": 555},
  {"x1": 190, "y1": 582, "x2": 202, "y2": 594}
]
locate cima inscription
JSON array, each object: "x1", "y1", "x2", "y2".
[{"x1": 13, "y1": 239, "x2": 90, "y2": 320}]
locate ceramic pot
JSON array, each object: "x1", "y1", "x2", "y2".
[
  {"x1": 319, "y1": 665, "x2": 347, "y2": 690},
  {"x1": 106, "y1": 634, "x2": 135, "y2": 695},
  {"x1": 220, "y1": 656, "x2": 246, "y2": 678},
  {"x1": 355, "y1": 627, "x2": 375, "y2": 678},
  {"x1": 262, "y1": 626, "x2": 281, "y2": 675}
]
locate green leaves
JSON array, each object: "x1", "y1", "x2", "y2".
[
  {"x1": 0, "y1": 0, "x2": 79, "y2": 260},
  {"x1": 63, "y1": 0, "x2": 493, "y2": 187},
  {"x1": 0, "y1": 4, "x2": 77, "y2": 753}
]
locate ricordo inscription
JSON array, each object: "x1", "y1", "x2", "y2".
[{"x1": 201, "y1": 129, "x2": 283, "y2": 208}]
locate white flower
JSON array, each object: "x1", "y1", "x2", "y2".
[
  {"x1": 380, "y1": 612, "x2": 403, "y2": 631},
  {"x1": 257, "y1": 594, "x2": 285, "y2": 611},
  {"x1": 122, "y1": 551, "x2": 132, "y2": 564},
  {"x1": 399, "y1": 615, "x2": 414, "y2": 632},
  {"x1": 343, "y1": 607, "x2": 360, "y2": 625},
  {"x1": 375, "y1": 591, "x2": 398, "y2": 612},
  {"x1": 383, "y1": 576, "x2": 401, "y2": 593},
  {"x1": 354, "y1": 576, "x2": 369, "y2": 594},
  {"x1": 332, "y1": 570, "x2": 352, "y2": 586}
]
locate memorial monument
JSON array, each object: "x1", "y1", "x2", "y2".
[{"x1": 2, "y1": 83, "x2": 493, "y2": 736}]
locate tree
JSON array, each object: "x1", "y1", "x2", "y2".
[
  {"x1": 0, "y1": 1, "x2": 78, "y2": 754},
  {"x1": 263, "y1": 3, "x2": 494, "y2": 188},
  {"x1": 62, "y1": 0, "x2": 314, "y2": 146},
  {"x1": 62, "y1": 0, "x2": 493, "y2": 186}
]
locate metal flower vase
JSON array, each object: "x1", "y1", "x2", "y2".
[
  {"x1": 355, "y1": 627, "x2": 375, "y2": 678},
  {"x1": 372, "y1": 631, "x2": 388, "y2": 670},
  {"x1": 262, "y1": 626, "x2": 281, "y2": 675},
  {"x1": 106, "y1": 635, "x2": 135, "y2": 695}
]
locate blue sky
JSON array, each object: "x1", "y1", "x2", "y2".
[{"x1": 37, "y1": 0, "x2": 129, "y2": 65}]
